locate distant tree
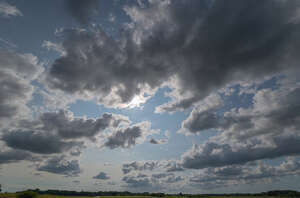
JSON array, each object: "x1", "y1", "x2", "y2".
[
  {"x1": 17, "y1": 191, "x2": 38, "y2": 198},
  {"x1": 0, "y1": 184, "x2": 1, "y2": 192}
]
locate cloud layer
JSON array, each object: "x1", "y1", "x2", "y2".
[{"x1": 45, "y1": 0, "x2": 300, "y2": 111}]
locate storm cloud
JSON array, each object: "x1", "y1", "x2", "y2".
[{"x1": 46, "y1": 0, "x2": 300, "y2": 111}]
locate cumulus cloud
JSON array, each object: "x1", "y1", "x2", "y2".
[
  {"x1": 44, "y1": 28, "x2": 158, "y2": 109},
  {"x1": 38, "y1": 110, "x2": 129, "y2": 140},
  {"x1": 0, "y1": 50, "x2": 43, "y2": 125},
  {"x1": 180, "y1": 81, "x2": 300, "y2": 169},
  {"x1": 189, "y1": 158, "x2": 300, "y2": 189},
  {"x1": 0, "y1": 2, "x2": 22, "y2": 17},
  {"x1": 122, "y1": 160, "x2": 183, "y2": 175},
  {"x1": 45, "y1": 0, "x2": 300, "y2": 111},
  {"x1": 179, "y1": 94, "x2": 223, "y2": 135},
  {"x1": 0, "y1": 108, "x2": 159, "y2": 166},
  {"x1": 122, "y1": 174, "x2": 154, "y2": 189},
  {"x1": 0, "y1": 149, "x2": 32, "y2": 164},
  {"x1": 181, "y1": 136, "x2": 300, "y2": 169},
  {"x1": 122, "y1": 161, "x2": 159, "y2": 174},
  {"x1": 42, "y1": 41, "x2": 66, "y2": 56},
  {"x1": 93, "y1": 171, "x2": 110, "y2": 180},
  {"x1": 104, "y1": 121, "x2": 157, "y2": 149},
  {"x1": 0, "y1": 49, "x2": 45, "y2": 166},
  {"x1": 122, "y1": 172, "x2": 184, "y2": 191},
  {"x1": 2, "y1": 130, "x2": 84, "y2": 154},
  {"x1": 37, "y1": 155, "x2": 81, "y2": 177},
  {"x1": 149, "y1": 138, "x2": 167, "y2": 145},
  {"x1": 65, "y1": 0, "x2": 99, "y2": 25}
]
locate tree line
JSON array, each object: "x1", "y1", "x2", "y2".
[{"x1": 11, "y1": 189, "x2": 299, "y2": 197}]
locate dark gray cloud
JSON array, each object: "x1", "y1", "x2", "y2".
[
  {"x1": 65, "y1": 0, "x2": 99, "y2": 25},
  {"x1": 37, "y1": 156, "x2": 81, "y2": 177},
  {"x1": 179, "y1": 94, "x2": 223, "y2": 134},
  {"x1": 39, "y1": 110, "x2": 127, "y2": 140},
  {"x1": 189, "y1": 158, "x2": 300, "y2": 189},
  {"x1": 104, "y1": 122, "x2": 156, "y2": 149},
  {"x1": 2, "y1": 130, "x2": 83, "y2": 154},
  {"x1": 46, "y1": 0, "x2": 300, "y2": 111},
  {"x1": 93, "y1": 171, "x2": 110, "y2": 180},
  {"x1": 149, "y1": 138, "x2": 167, "y2": 145},
  {"x1": 0, "y1": 150, "x2": 32, "y2": 164}
]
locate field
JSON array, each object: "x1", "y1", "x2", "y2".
[{"x1": 0, "y1": 194, "x2": 294, "y2": 198}]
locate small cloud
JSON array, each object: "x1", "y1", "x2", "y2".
[
  {"x1": 0, "y1": 2, "x2": 22, "y2": 17},
  {"x1": 93, "y1": 171, "x2": 110, "y2": 180},
  {"x1": 149, "y1": 138, "x2": 167, "y2": 145}
]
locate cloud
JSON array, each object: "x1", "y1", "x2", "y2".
[
  {"x1": 122, "y1": 161, "x2": 159, "y2": 174},
  {"x1": 179, "y1": 94, "x2": 223, "y2": 134},
  {"x1": 122, "y1": 172, "x2": 184, "y2": 191},
  {"x1": 178, "y1": 78, "x2": 300, "y2": 168},
  {"x1": 44, "y1": 28, "x2": 158, "y2": 109},
  {"x1": 149, "y1": 138, "x2": 167, "y2": 145},
  {"x1": 0, "y1": 50, "x2": 43, "y2": 125},
  {"x1": 122, "y1": 175, "x2": 154, "y2": 189},
  {"x1": 122, "y1": 160, "x2": 184, "y2": 174},
  {"x1": 42, "y1": 41, "x2": 66, "y2": 56},
  {"x1": 0, "y1": 108, "x2": 158, "y2": 165},
  {"x1": 2, "y1": 130, "x2": 84, "y2": 154},
  {"x1": 93, "y1": 171, "x2": 110, "y2": 180},
  {"x1": 181, "y1": 136, "x2": 300, "y2": 170},
  {"x1": 188, "y1": 158, "x2": 300, "y2": 189},
  {"x1": 37, "y1": 155, "x2": 81, "y2": 177},
  {"x1": 0, "y1": 2, "x2": 22, "y2": 17},
  {"x1": 0, "y1": 149, "x2": 32, "y2": 164},
  {"x1": 165, "y1": 162, "x2": 184, "y2": 172},
  {"x1": 104, "y1": 121, "x2": 157, "y2": 149},
  {"x1": 38, "y1": 110, "x2": 129, "y2": 140},
  {"x1": 45, "y1": 0, "x2": 300, "y2": 111},
  {"x1": 65, "y1": 0, "x2": 99, "y2": 25}
]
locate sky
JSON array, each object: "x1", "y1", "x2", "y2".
[{"x1": 0, "y1": 0, "x2": 300, "y2": 194}]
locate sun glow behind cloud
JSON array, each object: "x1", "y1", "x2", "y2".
[{"x1": 127, "y1": 95, "x2": 145, "y2": 108}]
